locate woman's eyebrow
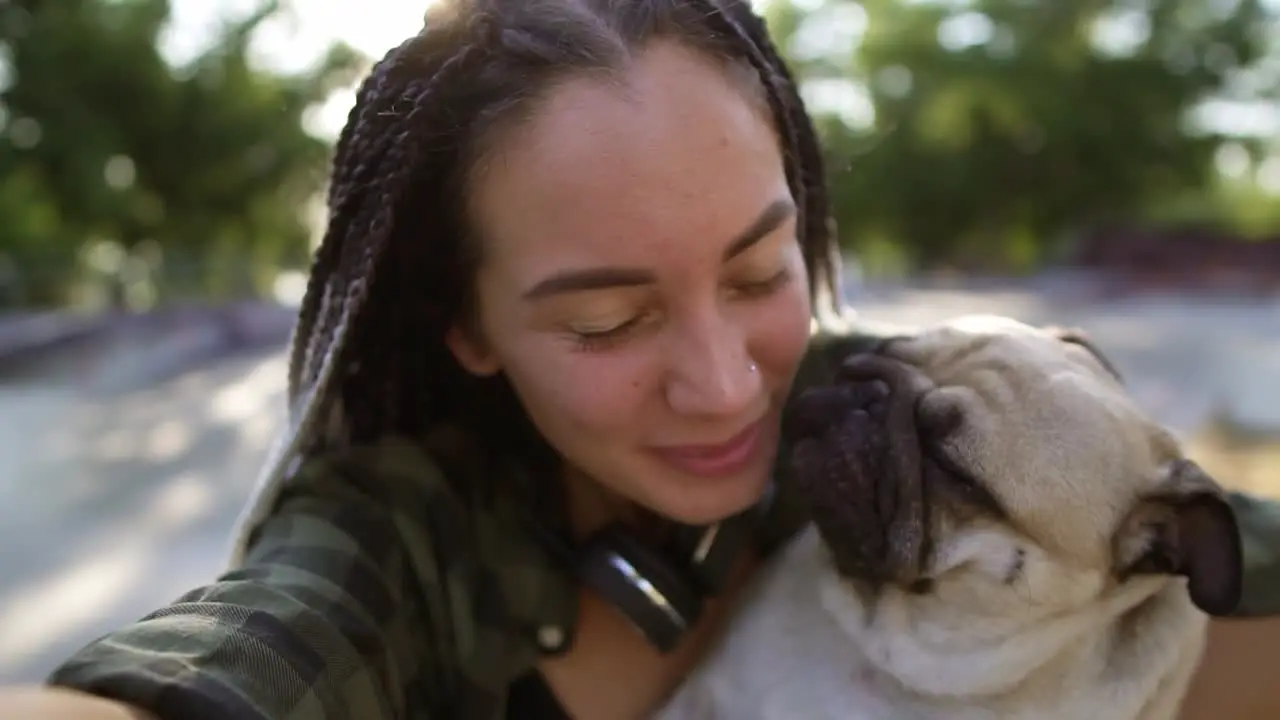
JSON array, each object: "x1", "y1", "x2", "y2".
[
  {"x1": 721, "y1": 196, "x2": 795, "y2": 262},
  {"x1": 520, "y1": 195, "x2": 797, "y2": 301}
]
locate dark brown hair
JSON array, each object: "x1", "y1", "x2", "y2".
[{"x1": 288, "y1": 0, "x2": 842, "y2": 454}]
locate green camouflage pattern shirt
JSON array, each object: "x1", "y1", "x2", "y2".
[{"x1": 46, "y1": 323, "x2": 1280, "y2": 719}]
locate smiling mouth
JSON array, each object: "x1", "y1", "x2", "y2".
[{"x1": 649, "y1": 418, "x2": 767, "y2": 479}]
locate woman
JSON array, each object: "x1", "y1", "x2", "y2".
[{"x1": 7, "y1": 1, "x2": 1280, "y2": 718}]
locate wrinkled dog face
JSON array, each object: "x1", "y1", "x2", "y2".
[{"x1": 785, "y1": 315, "x2": 1242, "y2": 627}]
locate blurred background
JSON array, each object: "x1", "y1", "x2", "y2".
[{"x1": 2, "y1": 0, "x2": 1279, "y2": 684}]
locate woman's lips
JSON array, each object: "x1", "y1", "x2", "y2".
[{"x1": 649, "y1": 419, "x2": 766, "y2": 479}]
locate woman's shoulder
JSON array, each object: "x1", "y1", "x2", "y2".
[{"x1": 281, "y1": 428, "x2": 580, "y2": 651}]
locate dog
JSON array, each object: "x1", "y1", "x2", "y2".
[{"x1": 656, "y1": 314, "x2": 1242, "y2": 720}]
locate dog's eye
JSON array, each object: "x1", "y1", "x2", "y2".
[
  {"x1": 923, "y1": 447, "x2": 1007, "y2": 519},
  {"x1": 924, "y1": 448, "x2": 975, "y2": 488}
]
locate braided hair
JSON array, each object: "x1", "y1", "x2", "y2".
[{"x1": 283, "y1": 0, "x2": 844, "y2": 464}]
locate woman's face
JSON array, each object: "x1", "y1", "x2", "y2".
[{"x1": 450, "y1": 40, "x2": 813, "y2": 525}]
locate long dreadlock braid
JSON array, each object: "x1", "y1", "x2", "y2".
[
  {"x1": 280, "y1": 0, "x2": 847, "y2": 466},
  {"x1": 723, "y1": 3, "x2": 846, "y2": 317},
  {"x1": 291, "y1": 38, "x2": 471, "y2": 397}
]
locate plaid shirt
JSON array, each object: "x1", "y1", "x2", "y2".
[{"x1": 46, "y1": 324, "x2": 1280, "y2": 719}]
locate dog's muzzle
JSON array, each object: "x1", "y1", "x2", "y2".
[{"x1": 783, "y1": 354, "x2": 938, "y2": 589}]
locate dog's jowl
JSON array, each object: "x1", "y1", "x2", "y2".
[{"x1": 656, "y1": 314, "x2": 1242, "y2": 720}]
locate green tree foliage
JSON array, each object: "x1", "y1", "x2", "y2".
[
  {"x1": 764, "y1": 0, "x2": 1277, "y2": 272},
  {"x1": 0, "y1": 0, "x2": 363, "y2": 306},
  {"x1": 1, "y1": 0, "x2": 1275, "y2": 307}
]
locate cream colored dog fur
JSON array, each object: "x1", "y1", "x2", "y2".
[{"x1": 656, "y1": 314, "x2": 1242, "y2": 720}]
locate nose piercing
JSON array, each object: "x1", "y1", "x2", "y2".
[{"x1": 748, "y1": 362, "x2": 758, "y2": 374}]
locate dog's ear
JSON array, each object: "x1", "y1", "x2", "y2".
[
  {"x1": 1043, "y1": 325, "x2": 1124, "y2": 382},
  {"x1": 1113, "y1": 459, "x2": 1242, "y2": 616}
]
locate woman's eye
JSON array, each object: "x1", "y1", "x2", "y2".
[
  {"x1": 562, "y1": 269, "x2": 791, "y2": 353},
  {"x1": 735, "y1": 267, "x2": 793, "y2": 297},
  {"x1": 568, "y1": 315, "x2": 642, "y2": 352}
]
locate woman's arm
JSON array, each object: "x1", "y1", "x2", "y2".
[
  {"x1": 0, "y1": 687, "x2": 155, "y2": 719},
  {"x1": 23, "y1": 439, "x2": 471, "y2": 719}
]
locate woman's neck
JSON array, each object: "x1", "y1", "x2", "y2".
[{"x1": 562, "y1": 468, "x2": 667, "y2": 543}]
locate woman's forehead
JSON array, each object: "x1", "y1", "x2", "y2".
[{"x1": 469, "y1": 41, "x2": 789, "y2": 273}]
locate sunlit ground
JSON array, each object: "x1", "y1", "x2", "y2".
[
  {"x1": 0, "y1": 351, "x2": 287, "y2": 682},
  {"x1": 1, "y1": 283, "x2": 1278, "y2": 683}
]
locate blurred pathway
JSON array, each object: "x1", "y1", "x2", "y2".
[{"x1": 0, "y1": 351, "x2": 286, "y2": 682}]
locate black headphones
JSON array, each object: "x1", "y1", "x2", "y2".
[{"x1": 530, "y1": 484, "x2": 775, "y2": 655}]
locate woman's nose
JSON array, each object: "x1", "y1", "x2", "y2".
[{"x1": 664, "y1": 320, "x2": 760, "y2": 418}]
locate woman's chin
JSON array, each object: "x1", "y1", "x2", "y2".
[{"x1": 649, "y1": 467, "x2": 773, "y2": 526}]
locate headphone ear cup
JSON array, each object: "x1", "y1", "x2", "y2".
[{"x1": 577, "y1": 524, "x2": 704, "y2": 654}]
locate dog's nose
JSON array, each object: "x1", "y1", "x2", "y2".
[
  {"x1": 785, "y1": 387, "x2": 852, "y2": 443},
  {"x1": 784, "y1": 381, "x2": 891, "y2": 444}
]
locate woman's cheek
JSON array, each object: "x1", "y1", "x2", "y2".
[
  {"x1": 750, "y1": 280, "x2": 813, "y2": 377},
  {"x1": 531, "y1": 344, "x2": 657, "y2": 432}
]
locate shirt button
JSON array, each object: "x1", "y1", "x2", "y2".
[{"x1": 536, "y1": 625, "x2": 565, "y2": 652}]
